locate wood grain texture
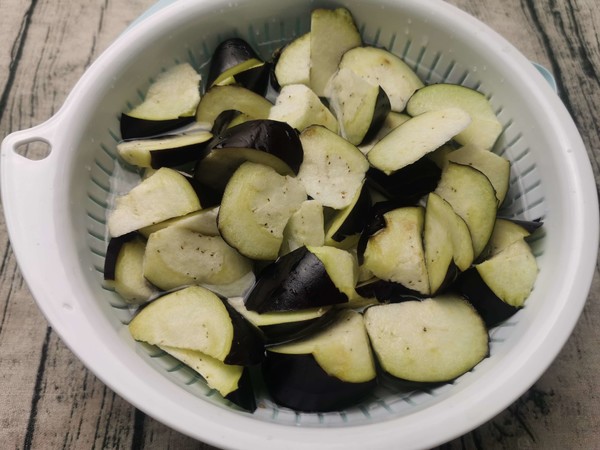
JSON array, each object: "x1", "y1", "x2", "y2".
[{"x1": 0, "y1": 0, "x2": 598, "y2": 449}]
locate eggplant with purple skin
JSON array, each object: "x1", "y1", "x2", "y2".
[
  {"x1": 360, "y1": 206, "x2": 430, "y2": 296},
  {"x1": 159, "y1": 347, "x2": 256, "y2": 412},
  {"x1": 195, "y1": 85, "x2": 272, "y2": 129},
  {"x1": 366, "y1": 157, "x2": 442, "y2": 205},
  {"x1": 120, "y1": 63, "x2": 201, "y2": 140},
  {"x1": 117, "y1": 131, "x2": 213, "y2": 169},
  {"x1": 244, "y1": 245, "x2": 359, "y2": 313},
  {"x1": 364, "y1": 295, "x2": 489, "y2": 383},
  {"x1": 129, "y1": 285, "x2": 265, "y2": 366},
  {"x1": 456, "y1": 232, "x2": 539, "y2": 327},
  {"x1": 228, "y1": 297, "x2": 338, "y2": 346},
  {"x1": 207, "y1": 38, "x2": 271, "y2": 95},
  {"x1": 263, "y1": 309, "x2": 376, "y2": 412},
  {"x1": 326, "y1": 67, "x2": 391, "y2": 145},
  {"x1": 324, "y1": 181, "x2": 371, "y2": 249},
  {"x1": 103, "y1": 234, "x2": 158, "y2": 304},
  {"x1": 194, "y1": 119, "x2": 303, "y2": 190}
]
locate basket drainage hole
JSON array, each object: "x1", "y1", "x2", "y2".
[{"x1": 14, "y1": 139, "x2": 51, "y2": 160}]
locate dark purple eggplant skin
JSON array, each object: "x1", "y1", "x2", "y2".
[
  {"x1": 454, "y1": 268, "x2": 521, "y2": 327},
  {"x1": 149, "y1": 141, "x2": 211, "y2": 169},
  {"x1": 361, "y1": 87, "x2": 392, "y2": 145},
  {"x1": 244, "y1": 246, "x2": 349, "y2": 313},
  {"x1": 355, "y1": 278, "x2": 424, "y2": 303},
  {"x1": 366, "y1": 157, "x2": 442, "y2": 204},
  {"x1": 262, "y1": 351, "x2": 376, "y2": 412},
  {"x1": 329, "y1": 183, "x2": 372, "y2": 243},
  {"x1": 207, "y1": 38, "x2": 262, "y2": 87},
  {"x1": 208, "y1": 119, "x2": 303, "y2": 173},
  {"x1": 120, "y1": 114, "x2": 195, "y2": 140},
  {"x1": 210, "y1": 109, "x2": 243, "y2": 135},
  {"x1": 225, "y1": 367, "x2": 257, "y2": 412},
  {"x1": 179, "y1": 172, "x2": 222, "y2": 208},
  {"x1": 220, "y1": 295, "x2": 266, "y2": 366},
  {"x1": 262, "y1": 308, "x2": 340, "y2": 347},
  {"x1": 103, "y1": 232, "x2": 138, "y2": 280},
  {"x1": 234, "y1": 61, "x2": 273, "y2": 96}
]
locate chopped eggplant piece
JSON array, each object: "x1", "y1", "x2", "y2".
[
  {"x1": 121, "y1": 63, "x2": 201, "y2": 139},
  {"x1": 108, "y1": 167, "x2": 201, "y2": 237},
  {"x1": 361, "y1": 207, "x2": 430, "y2": 295},
  {"x1": 424, "y1": 194, "x2": 459, "y2": 295},
  {"x1": 309, "y1": 8, "x2": 362, "y2": 96},
  {"x1": 425, "y1": 193, "x2": 474, "y2": 272},
  {"x1": 207, "y1": 38, "x2": 265, "y2": 88},
  {"x1": 366, "y1": 158, "x2": 442, "y2": 204},
  {"x1": 359, "y1": 111, "x2": 411, "y2": 155},
  {"x1": 367, "y1": 107, "x2": 472, "y2": 174},
  {"x1": 298, "y1": 125, "x2": 369, "y2": 209},
  {"x1": 338, "y1": 46, "x2": 424, "y2": 112},
  {"x1": 138, "y1": 207, "x2": 219, "y2": 238},
  {"x1": 446, "y1": 144, "x2": 511, "y2": 205},
  {"x1": 406, "y1": 83, "x2": 503, "y2": 150},
  {"x1": 268, "y1": 84, "x2": 339, "y2": 133},
  {"x1": 435, "y1": 162, "x2": 498, "y2": 258},
  {"x1": 263, "y1": 310, "x2": 376, "y2": 412},
  {"x1": 324, "y1": 181, "x2": 371, "y2": 249},
  {"x1": 117, "y1": 131, "x2": 212, "y2": 169},
  {"x1": 160, "y1": 345, "x2": 244, "y2": 397},
  {"x1": 103, "y1": 232, "x2": 136, "y2": 281},
  {"x1": 228, "y1": 297, "x2": 336, "y2": 346},
  {"x1": 120, "y1": 115, "x2": 196, "y2": 141},
  {"x1": 326, "y1": 68, "x2": 391, "y2": 145},
  {"x1": 129, "y1": 286, "x2": 264, "y2": 365},
  {"x1": 355, "y1": 278, "x2": 422, "y2": 303},
  {"x1": 195, "y1": 85, "x2": 272, "y2": 128},
  {"x1": 195, "y1": 119, "x2": 303, "y2": 190},
  {"x1": 104, "y1": 234, "x2": 158, "y2": 304},
  {"x1": 143, "y1": 227, "x2": 253, "y2": 291},
  {"x1": 280, "y1": 200, "x2": 325, "y2": 255},
  {"x1": 244, "y1": 246, "x2": 356, "y2": 313},
  {"x1": 218, "y1": 161, "x2": 306, "y2": 260},
  {"x1": 364, "y1": 296, "x2": 489, "y2": 383},
  {"x1": 485, "y1": 217, "x2": 534, "y2": 258},
  {"x1": 273, "y1": 32, "x2": 311, "y2": 88},
  {"x1": 457, "y1": 239, "x2": 538, "y2": 326}
]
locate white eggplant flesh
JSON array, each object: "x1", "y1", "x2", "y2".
[
  {"x1": 435, "y1": 162, "x2": 498, "y2": 258},
  {"x1": 309, "y1": 7, "x2": 362, "y2": 96},
  {"x1": 367, "y1": 107, "x2": 472, "y2": 174},
  {"x1": 143, "y1": 227, "x2": 253, "y2": 291},
  {"x1": 274, "y1": 32, "x2": 311, "y2": 87},
  {"x1": 108, "y1": 167, "x2": 201, "y2": 237},
  {"x1": 298, "y1": 125, "x2": 369, "y2": 209},
  {"x1": 126, "y1": 63, "x2": 201, "y2": 121},
  {"x1": 446, "y1": 144, "x2": 510, "y2": 204},
  {"x1": 218, "y1": 161, "x2": 307, "y2": 260},
  {"x1": 338, "y1": 46, "x2": 424, "y2": 112},
  {"x1": 362, "y1": 207, "x2": 430, "y2": 295},
  {"x1": 129, "y1": 286, "x2": 234, "y2": 361},
  {"x1": 364, "y1": 296, "x2": 488, "y2": 383},
  {"x1": 268, "y1": 84, "x2": 338, "y2": 133},
  {"x1": 160, "y1": 345, "x2": 243, "y2": 397},
  {"x1": 406, "y1": 83, "x2": 503, "y2": 150}
]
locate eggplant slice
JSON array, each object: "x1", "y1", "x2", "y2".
[
  {"x1": 263, "y1": 309, "x2": 376, "y2": 412},
  {"x1": 364, "y1": 296, "x2": 489, "y2": 383}
]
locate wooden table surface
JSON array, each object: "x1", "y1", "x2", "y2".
[{"x1": 1, "y1": 0, "x2": 599, "y2": 449}]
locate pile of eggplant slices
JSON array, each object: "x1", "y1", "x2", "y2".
[{"x1": 104, "y1": 7, "x2": 542, "y2": 413}]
